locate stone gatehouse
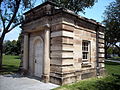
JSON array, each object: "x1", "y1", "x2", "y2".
[{"x1": 21, "y1": 1, "x2": 105, "y2": 85}]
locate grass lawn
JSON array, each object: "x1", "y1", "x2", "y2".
[
  {"x1": 105, "y1": 61, "x2": 120, "y2": 75},
  {"x1": 54, "y1": 61, "x2": 120, "y2": 90},
  {"x1": 0, "y1": 55, "x2": 20, "y2": 75}
]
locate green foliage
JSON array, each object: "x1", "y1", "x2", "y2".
[
  {"x1": 3, "y1": 39, "x2": 21, "y2": 55},
  {"x1": 0, "y1": 0, "x2": 36, "y2": 29},
  {"x1": 0, "y1": 55, "x2": 20, "y2": 74},
  {"x1": 4, "y1": 40, "x2": 17, "y2": 55},
  {"x1": 107, "y1": 47, "x2": 113, "y2": 54},
  {"x1": 103, "y1": 0, "x2": 120, "y2": 49},
  {"x1": 49, "y1": 0, "x2": 98, "y2": 13},
  {"x1": 54, "y1": 75, "x2": 120, "y2": 90},
  {"x1": 3, "y1": 32, "x2": 22, "y2": 55},
  {"x1": 15, "y1": 32, "x2": 22, "y2": 55},
  {"x1": 103, "y1": 0, "x2": 120, "y2": 58},
  {"x1": 107, "y1": 47, "x2": 120, "y2": 55}
]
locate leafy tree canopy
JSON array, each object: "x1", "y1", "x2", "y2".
[
  {"x1": 103, "y1": 0, "x2": 120, "y2": 57},
  {"x1": 103, "y1": 0, "x2": 120, "y2": 45},
  {"x1": 0, "y1": 0, "x2": 36, "y2": 33},
  {"x1": 49, "y1": 0, "x2": 98, "y2": 13}
]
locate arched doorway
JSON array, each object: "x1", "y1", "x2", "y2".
[{"x1": 33, "y1": 36, "x2": 43, "y2": 77}]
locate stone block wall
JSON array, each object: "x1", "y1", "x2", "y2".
[{"x1": 49, "y1": 11, "x2": 105, "y2": 85}]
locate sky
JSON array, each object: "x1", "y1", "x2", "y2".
[{"x1": 4, "y1": 0, "x2": 115, "y2": 41}]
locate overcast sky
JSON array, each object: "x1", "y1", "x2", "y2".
[{"x1": 4, "y1": 0, "x2": 115, "y2": 41}]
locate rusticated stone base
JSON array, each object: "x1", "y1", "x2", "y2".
[
  {"x1": 50, "y1": 68, "x2": 104, "y2": 85},
  {"x1": 50, "y1": 76, "x2": 62, "y2": 85},
  {"x1": 99, "y1": 68, "x2": 106, "y2": 76},
  {"x1": 42, "y1": 74, "x2": 50, "y2": 83}
]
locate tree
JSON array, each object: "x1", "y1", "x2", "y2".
[
  {"x1": 0, "y1": 0, "x2": 36, "y2": 69},
  {"x1": 16, "y1": 32, "x2": 22, "y2": 55},
  {"x1": 49, "y1": 0, "x2": 98, "y2": 13},
  {"x1": 4, "y1": 40, "x2": 13, "y2": 55},
  {"x1": 103, "y1": 0, "x2": 120, "y2": 58},
  {"x1": 3, "y1": 40, "x2": 21, "y2": 55}
]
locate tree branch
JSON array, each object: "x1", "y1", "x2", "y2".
[
  {"x1": 0, "y1": 13, "x2": 5, "y2": 30},
  {"x1": 0, "y1": 0, "x2": 3, "y2": 5},
  {"x1": 7, "y1": 22, "x2": 21, "y2": 33},
  {"x1": 5, "y1": 0, "x2": 21, "y2": 33}
]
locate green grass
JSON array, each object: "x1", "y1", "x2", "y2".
[
  {"x1": 105, "y1": 61, "x2": 120, "y2": 75},
  {"x1": 54, "y1": 76, "x2": 120, "y2": 90},
  {"x1": 0, "y1": 55, "x2": 20, "y2": 75},
  {"x1": 54, "y1": 61, "x2": 120, "y2": 90}
]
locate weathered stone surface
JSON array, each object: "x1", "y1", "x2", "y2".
[
  {"x1": 51, "y1": 24, "x2": 62, "y2": 31},
  {"x1": 98, "y1": 44, "x2": 104, "y2": 48},
  {"x1": 50, "y1": 65, "x2": 62, "y2": 73},
  {"x1": 62, "y1": 59, "x2": 74, "y2": 65},
  {"x1": 99, "y1": 54, "x2": 104, "y2": 57},
  {"x1": 62, "y1": 37, "x2": 73, "y2": 44},
  {"x1": 62, "y1": 44, "x2": 74, "y2": 51},
  {"x1": 51, "y1": 44, "x2": 62, "y2": 51},
  {"x1": 98, "y1": 39, "x2": 104, "y2": 43},
  {"x1": 62, "y1": 24, "x2": 74, "y2": 32},
  {"x1": 50, "y1": 59, "x2": 62, "y2": 65},
  {"x1": 99, "y1": 48, "x2": 105, "y2": 52},
  {"x1": 81, "y1": 72, "x2": 96, "y2": 79},
  {"x1": 99, "y1": 34, "x2": 104, "y2": 39},
  {"x1": 51, "y1": 37, "x2": 62, "y2": 44}
]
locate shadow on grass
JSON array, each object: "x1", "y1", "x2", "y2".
[
  {"x1": 105, "y1": 61, "x2": 120, "y2": 65},
  {"x1": 0, "y1": 64, "x2": 42, "y2": 81},
  {"x1": 0, "y1": 64, "x2": 19, "y2": 75},
  {"x1": 71, "y1": 75, "x2": 120, "y2": 90},
  {"x1": 14, "y1": 57, "x2": 21, "y2": 59},
  {"x1": 95, "y1": 74, "x2": 120, "y2": 90}
]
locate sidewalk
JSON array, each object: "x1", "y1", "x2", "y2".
[
  {"x1": 0, "y1": 74, "x2": 59, "y2": 90},
  {"x1": 105, "y1": 60, "x2": 120, "y2": 63}
]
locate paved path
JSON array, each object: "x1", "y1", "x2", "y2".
[
  {"x1": 105, "y1": 60, "x2": 120, "y2": 63},
  {"x1": 0, "y1": 74, "x2": 59, "y2": 90}
]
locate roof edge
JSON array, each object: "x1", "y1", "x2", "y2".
[{"x1": 24, "y1": 1, "x2": 59, "y2": 15}]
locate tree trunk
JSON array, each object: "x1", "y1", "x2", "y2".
[
  {"x1": 105, "y1": 47, "x2": 107, "y2": 59},
  {"x1": 0, "y1": 40, "x2": 3, "y2": 69},
  {"x1": 105, "y1": 44, "x2": 110, "y2": 59},
  {"x1": 0, "y1": 34, "x2": 5, "y2": 69}
]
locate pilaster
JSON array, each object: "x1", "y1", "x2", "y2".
[
  {"x1": 43, "y1": 29, "x2": 50, "y2": 82},
  {"x1": 23, "y1": 33, "x2": 29, "y2": 70}
]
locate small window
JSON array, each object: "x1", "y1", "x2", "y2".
[{"x1": 82, "y1": 40, "x2": 90, "y2": 64}]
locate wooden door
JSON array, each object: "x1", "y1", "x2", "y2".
[{"x1": 34, "y1": 39, "x2": 43, "y2": 77}]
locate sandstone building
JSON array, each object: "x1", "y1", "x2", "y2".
[{"x1": 21, "y1": 1, "x2": 105, "y2": 85}]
